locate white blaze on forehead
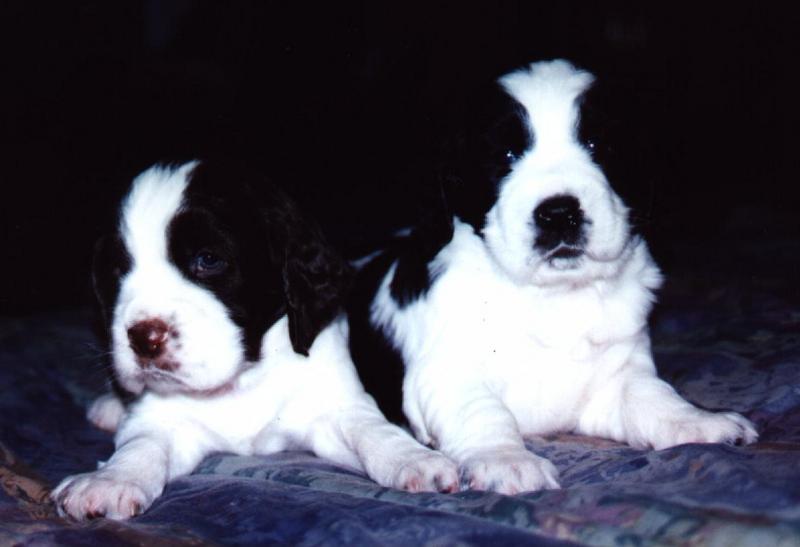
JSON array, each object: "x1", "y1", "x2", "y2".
[
  {"x1": 120, "y1": 161, "x2": 198, "y2": 265},
  {"x1": 499, "y1": 60, "x2": 594, "y2": 156},
  {"x1": 111, "y1": 160, "x2": 246, "y2": 394}
]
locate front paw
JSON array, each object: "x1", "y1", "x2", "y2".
[
  {"x1": 460, "y1": 448, "x2": 560, "y2": 495},
  {"x1": 652, "y1": 410, "x2": 758, "y2": 450},
  {"x1": 51, "y1": 471, "x2": 158, "y2": 521},
  {"x1": 393, "y1": 450, "x2": 460, "y2": 493}
]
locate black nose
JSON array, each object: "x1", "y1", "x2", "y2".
[
  {"x1": 128, "y1": 319, "x2": 169, "y2": 359},
  {"x1": 533, "y1": 195, "x2": 584, "y2": 248}
]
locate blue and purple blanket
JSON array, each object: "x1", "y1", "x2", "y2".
[{"x1": 2, "y1": 276, "x2": 799, "y2": 545}]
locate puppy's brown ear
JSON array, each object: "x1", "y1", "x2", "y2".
[
  {"x1": 91, "y1": 233, "x2": 130, "y2": 334},
  {"x1": 261, "y1": 188, "x2": 353, "y2": 356},
  {"x1": 282, "y1": 223, "x2": 352, "y2": 356}
]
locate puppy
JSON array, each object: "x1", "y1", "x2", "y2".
[
  {"x1": 348, "y1": 60, "x2": 757, "y2": 495},
  {"x1": 52, "y1": 161, "x2": 458, "y2": 521}
]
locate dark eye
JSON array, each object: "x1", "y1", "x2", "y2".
[
  {"x1": 190, "y1": 250, "x2": 228, "y2": 278},
  {"x1": 505, "y1": 150, "x2": 520, "y2": 163}
]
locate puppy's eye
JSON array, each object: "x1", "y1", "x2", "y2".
[
  {"x1": 190, "y1": 250, "x2": 228, "y2": 278},
  {"x1": 505, "y1": 150, "x2": 520, "y2": 163}
]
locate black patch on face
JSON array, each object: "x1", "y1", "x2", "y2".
[
  {"x1": 345, "y1": 80, "x2": 536, "y2": 425},
  {"x1": 167, "y1": 160, "x2": 351, "y2": 361},
  {"x1": 577, "y1": 79, "x2": 618, "y2": 177},
  {"x1": 442, "y1": 83, "x2": 534, "y2": 232},
  {"x1": 576, "y1": 77, "x2": 649, "y2": 237},
  {"x1": 168, "y1": 166, "x2": 283, "y2": 361},
  {"x1": 376, "y1": 83, "x2": 534, "y2": 311}
]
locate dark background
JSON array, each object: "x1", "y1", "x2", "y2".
[{"x1": 2, "y1": 2, "x2": 798, "y2": 315}]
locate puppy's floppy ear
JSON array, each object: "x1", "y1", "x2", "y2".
[
  {"x1": 91, "y1": 233, "x2": 130, "y2": 334},
  {"x1": 263, "y1": 193, "x2": 352, "y2": 356},
  {"x1": 283, "y1": 230, "x2": 352, "y2": 355}
]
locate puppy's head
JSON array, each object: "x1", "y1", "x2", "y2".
[
  {"x1": 470, "y1": 60, "x2": 633, "y2": 288},
  {"x1": 92, "y1": 161, "x2": 350, "y2": 396}
]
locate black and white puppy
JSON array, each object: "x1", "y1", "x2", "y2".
[
  {"x1": 52, "y1": 160, "x2": 458, "y2": 521},
  {"x1": 349, "y1": 60, "x2": 757, "y2": 495}
]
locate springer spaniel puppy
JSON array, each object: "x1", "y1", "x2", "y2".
[
  {"x1": 52, "y1": 160, "x2": 458, "y2": 521},
  {"x1": 348, "y1": 60, "x2": 758, "y2": 494}
]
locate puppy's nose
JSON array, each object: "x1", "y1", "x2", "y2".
[
  {"x1": 534, "y1": 195, "x2": 583, "y2": 246},
  {"x1": 128, "y1": 319, "x2": 169, "y2": 359},
  {"x1": 535, "y1": 195, "x2": 583, "y2": 231}
]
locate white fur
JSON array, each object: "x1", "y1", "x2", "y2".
[
  {"x1": 110, "y1": 161, "x2": 246, "y2": 396},
  {"x1": 53, "y1": 164, "x2": 458, "y2": 521},
  {"x1": 371, "y1": 60, "x2": 757, "y2": 495}
]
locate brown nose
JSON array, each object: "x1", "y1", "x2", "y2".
[{"x1": 127, "y1": 319, "x2": 170, "y2": 359}]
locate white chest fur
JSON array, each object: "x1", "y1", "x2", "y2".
[
  {"x1": 375, "y1": 222, "x2": 661, "y2": 437},
  {"x1": 124, "y1": 317, "x2": 365, "y2": 456}
]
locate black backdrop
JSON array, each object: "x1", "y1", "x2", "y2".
[{"x1": 2, "y1": 2, "x2": 798, "y2": 314}]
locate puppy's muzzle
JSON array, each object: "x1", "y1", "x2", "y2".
[{"x1": 533, "y1": 195, "x2": 585, "y2": 256}]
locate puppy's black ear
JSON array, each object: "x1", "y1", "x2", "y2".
[
  {"x1": 263, "y1": 193, "x2": 352, "y2": 356},
  {"x1": 389, "y1": 178, "x2": 454, "y2": 306},
  {"x1": 91, "y1": 233, "x2": 130, "y2": 336},
  {"x1": 282, "y1": 224, "x2": 352, "y2": 356},
  {"x1": 283, "y1": 236, "x2": 351, "y2": 355}
]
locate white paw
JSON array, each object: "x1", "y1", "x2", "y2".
[
  {"x1": 652, "y1": 410, "x2": 758, "y2": 450},
  {"x1": 393, "y1": 450, "x2": 460, "y2": 493},
  {"x1": 51, "y1": 471, "x2": 157, "y2": 521},
  {"x1": 87, "y1": 393, "x2": 127, "y2": 433},
  {"x1": 460, "y1": 448, "x2": 560, "y2": 495}
]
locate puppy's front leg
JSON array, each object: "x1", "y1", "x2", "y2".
[
  {"x1": 52, "y1": 419, "x2": 208, "y2": 521},
  {"x1": 51, "y1": 435, "x2": 168, "y2": 520},
  {"x1": 422, "y1": 389, "x2": 560, "y2": 494},
  {"x1": 579, "y1": 348, "x2": 758, "y2": 449},
  {"x1": 316, "y1": 401, "x2": 460, "y2": 493}
]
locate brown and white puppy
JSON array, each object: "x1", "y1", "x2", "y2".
[{"x1": 53, "y1": 160, "x2": 458, "y2": 520}]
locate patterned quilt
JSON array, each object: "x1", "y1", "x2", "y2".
[{"x1": 2, "y1": 276, "x2": 799, "y2": 545}]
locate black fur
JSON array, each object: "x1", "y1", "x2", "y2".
[
  {"x1": 175, "y1": 161, "x2": 352, "y2": 358},
  {"x1": 346, "y1": 79, "x2": 535, "y2": 423},
  {"x1": 167, "y1": 165, "x2": 284, "y2": 362},
  {"x1": 280, "y1": 208, "x2": 353, "y2": 357},
  {"x1": 389, "y1": 181, "x2": 454, "y2": 307},
  {"x1": 382, "y1": 82, "x2": 534, "y2": 308},
  {"x1": 533, "y1": 194, "x2": 587, "y2": 253},
  {"x1": 91, "y1": 233, "x2": 132, "y2": 340},
  {"x1": 92, "y1": 160, "x2": 351, "y2": 367},
  {"x1": 383, "y1": 68, "x2": 621, "y2": 305},
  {"x1": 577, "y1": 78, "x2": 618, "y2": 181},
  {"x1": 348, "y1": 64, "x2": 623, "y2": 423},
  {"x1": 439, "y1": 81, "x2": 533, "y2": 234},
  {"x1": 347, "y1": 249, "x2": 407, "y2": 424},
  {"x1": 91, "y1": 228, "x2": 134, "y2": 404}
]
